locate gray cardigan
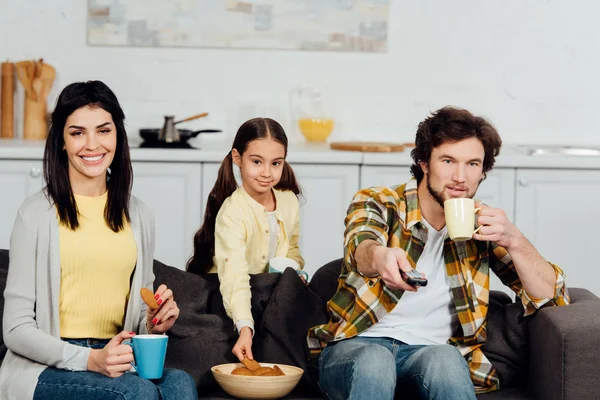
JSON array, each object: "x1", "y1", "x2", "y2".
[{"x1": 0, "y1": 191, "x2": 155, "y2": 400}]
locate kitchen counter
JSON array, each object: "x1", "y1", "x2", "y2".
[
  {"x1": 2, "y1": 139, "x2": 600, "y2": 168},
  {"x1": 362, "y1": 144, "x2": 600, "y2": 169},
  {"x1": 0, "y1": 139, "x2": 363, "y2": 164}
]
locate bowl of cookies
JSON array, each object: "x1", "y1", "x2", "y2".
[{"x1": 211, "y1": 358, "x2": 303, "y2": 399}]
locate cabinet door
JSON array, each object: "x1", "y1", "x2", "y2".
[
  {"x1": 202, "y1": 163, "x2": 360, "y2": 278},
  {"x1": 515, "y1": 169, "x2": 600, "y2": 296},
  {"x1": 360, "y1": 165, "x2": 412, "y2": 189},
  {"x1": 132, "y1": 162, "x2": 202, "y2": 270},
  {"x1": 0, "y1": 160, "x2": 44, "y2": 249},
  {"x1": 360, "y1": 166, "x2": 516, "y2": 298},
  {"x1": 201, "y1": 163, "x2": 221, "y2": 218},
  {"x1": 293, "y1": 164, "x2": 360, "y2": 277}
]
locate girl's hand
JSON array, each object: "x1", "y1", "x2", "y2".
[
  {"x1": 232, "y1": 327, "x2": 253, "y2": 362},
  {"x1": 87, "y1": 331, "x2": 135, "y2": 378},
  {"x1": 146, "y1": 284, "x2": 180, "y2": 334}
]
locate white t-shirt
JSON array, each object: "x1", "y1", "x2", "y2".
[{"x1": 359, "y1": 217, "x2": 459, "y2": 345}]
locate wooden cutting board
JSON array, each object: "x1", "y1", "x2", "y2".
[{"x1": 330, "y1": 141, "x2": 406, "y2": 152}]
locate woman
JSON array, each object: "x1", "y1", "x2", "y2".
[{"x1": 0, "y1": 81, "x2": 197, "y2": 399}]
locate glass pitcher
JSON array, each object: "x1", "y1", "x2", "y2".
[{"x1": 289, "y1": 85, "x2": 335, "y2": 142}]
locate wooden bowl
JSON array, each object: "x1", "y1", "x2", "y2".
[{"x1": 211, "y1": 362, "x2": 304, "y2": 399}]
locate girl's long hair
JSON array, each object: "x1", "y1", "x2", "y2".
[
  {"x1": 187, "y1": 117, "x2": 300, "y2": 275},
  {"x1": 44, "y1": 80, "x2": 132, "y2": 232}
]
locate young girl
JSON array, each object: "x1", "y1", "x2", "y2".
[
  {"x1": 0, "y1": 81, "x2": 197, "y2": 400},
  {"x1": 187, "y1": 117, "x2": 305, "y2": 362}
]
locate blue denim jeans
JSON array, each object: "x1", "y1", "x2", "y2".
[
  {"x1": 318, "y1": 336, "x2": 477, "y2": 400},
  {"x1": 33, "y1": 338, "x2": 198, "y2": 400}
]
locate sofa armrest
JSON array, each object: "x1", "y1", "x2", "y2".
[{"x1": 527, "y1": 288, "x2": 600, "y2": 400}]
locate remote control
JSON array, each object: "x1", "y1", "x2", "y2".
[{"x1": 401, "y1": 269, "x2": 428, "y2": 287}]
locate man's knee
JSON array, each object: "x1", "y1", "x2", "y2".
[
  {"x1": 418, "y1": 345, "x2": 471, "y2": 383},
  {"x1": 320, "y1": 341, "x2": 396, "y2": 396},
  {"x1": 348, "y1": 345, "x2": 396, "y2": 383}
]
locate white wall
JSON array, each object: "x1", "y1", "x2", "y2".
[{"x1": 1, "y1": 0, "x2": 599, "y2": 145}]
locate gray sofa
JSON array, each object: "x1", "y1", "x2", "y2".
[{"x1": 1, "y1": 249, "x2": 599, "y2": 399}]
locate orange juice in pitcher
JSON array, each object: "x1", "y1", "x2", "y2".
[
  {"x1": 290, "y1": 85, "x2": 335, "y2": 142},
  {"x1": 298, "y1": 118, "x2": 335, "y2": 142}
]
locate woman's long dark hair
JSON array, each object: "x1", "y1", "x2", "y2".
[
  {"x1": 43, "y1": 80, "x2": 133, "y2": 232},
  {"x1": 187, "y1": 117, "x2": 301, "y2": 275}
]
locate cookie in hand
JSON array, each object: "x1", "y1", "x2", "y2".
[{"x1": 140, "y1": 287, "x2": 159, "y2": 310}]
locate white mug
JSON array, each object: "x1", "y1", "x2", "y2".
[
  {"x1": 444, "y1": 198, "x2": 482, "y2": 242},
  {"x1": 268, "y1": 257, "x2": 309, "y2": 280}
]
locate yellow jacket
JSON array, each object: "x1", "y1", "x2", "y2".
[{"x1": 211, "y1": 187, "x2": 304, "y2": 325}]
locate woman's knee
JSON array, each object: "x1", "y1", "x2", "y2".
[
  {"x1": 157, "y1": 369, "x2": 198, "y2": 399},
  {"x1": 129, "y1": 377, "x2": 160, "y2": 400}
]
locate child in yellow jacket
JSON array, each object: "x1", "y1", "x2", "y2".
[{"x1": 187, "y1": 117, "x2": 305, "y2": 362}]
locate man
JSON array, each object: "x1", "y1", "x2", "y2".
[{"x1": 308, "y1": 107, "x2": 569, "y2": 400}]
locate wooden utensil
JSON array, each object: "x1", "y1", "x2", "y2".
[
  {"x1": 15, "y1": 60, "x2": 35, "y2": 100},
  {"x1": 16, "y1": 59, "x2": 55, "y2": 140},
  {"x1": 174, "y1": 112, "x2": 208, "y2": 125},
  {"x1": 1, "y1": 62, "x2": 15, "y2": 138},
  {"x1": 39, "y1": 63, "x2": 56, "y2": 100},
  {"x1": 330, "y1": 141, "x2": 406, "y2": 152}
]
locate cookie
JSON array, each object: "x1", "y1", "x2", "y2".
[
  {"x1": 241, "y1": 357, "x2": 261, "y2": 372},
  {"x1": 273, "y1": 365, "x2": 285, "y2": 376},
  {"x1": 231, "y1": 367, "x2": 254, "y2": 376},
  {"x1": 253, "y1": 367, "x2": 277, "y2": 376},
  {"x1": 140, "y1": 287, "x2": 159, "y2": 309}
]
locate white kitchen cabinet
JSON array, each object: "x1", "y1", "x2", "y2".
[
  {"x1": 515, "y1": 169, "x2": 600, "y2": 296},
  {"x1": 132, "y1": 162, "x2": 202, "y2": 270},
  {"x1": 201, "y1": 162, "x2": 221, "y2": 218},
  {"x1": 201, "y1": 162, "x2": 360, "y2": 278},
  {"x1": 293, "y1": 164, "x2": 360, "y2": 277},
  {"x1": 360, "y1": 165, "x2": 413, "y2": 189},
  {"x1": 360, "y1": 165, "x2": 517, "y2": 298},
  {"x1": 0, "y1": 160, "x2": 45, "y2": 250}
]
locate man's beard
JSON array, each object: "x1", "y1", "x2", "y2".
[
  {"x1": 426, "y1": 174, "x2": 446, "y2": 208},
  {"x1": 426, "y1": 174, "x2": 479, "y2": 208}
]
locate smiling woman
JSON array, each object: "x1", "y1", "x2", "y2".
[
  {"x1": 63, "y1": 108, "x2": 117, "y2": 191},
  {"x1": 0, "y1": 81, "x2": 198, "y2": 400},
  {"x1": 44, "y1": 81, "x2": 132, "y2": 232}
]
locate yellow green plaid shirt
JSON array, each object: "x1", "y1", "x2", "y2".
[{"x1": 308, "y1": 179, "x2": 570, "y2": 393}]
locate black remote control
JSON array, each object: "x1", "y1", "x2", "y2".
[{"x1": 401, "y1": 269, "x2": 428, "y2": 287}]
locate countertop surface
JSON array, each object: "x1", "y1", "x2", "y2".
[{"x1": 1, "y1": 139, "x2": 600, "y2": 169}]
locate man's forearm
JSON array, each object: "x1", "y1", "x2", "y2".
[
  {"x1": 355, "y1": 240, "x2": 381, "y2": 277},
  {"x1": 507, "y1": 234, "x2": 556, "y2": 299}
]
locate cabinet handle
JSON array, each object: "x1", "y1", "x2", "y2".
[
  {"x1": 517, "y1": 177, "x2": 528, "y2": 187},
  {"x1": 30, "y1": 167, "x2": 41, "y2": 178}
]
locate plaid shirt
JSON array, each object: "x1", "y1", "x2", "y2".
[{"x1": 308, "y1": 179, "x2": 570, "y2": 393}]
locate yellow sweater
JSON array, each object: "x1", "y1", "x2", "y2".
[
  {"x1": 59, "y1": 192, "x2": 137, "y2": 339},
  {"x1": 212, "y1": 187, "x2": 304, "y2": 325}
]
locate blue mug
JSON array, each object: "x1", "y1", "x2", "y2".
[{"x1": 126, "y1": 334, "x2": 168, "y2": 379}]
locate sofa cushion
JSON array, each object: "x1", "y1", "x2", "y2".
[
  {"x1": 482, "y1": 294, "x2": 529, "y2": 389},
  {"x1": 152, "y1": 260, "x2": 281, "y2": 390},
  {"x1": 253, "y1": 268, "x2": 329, "y2": 396},
  {"x1": 0, "y1": 249, "x2": 7, "y2": 361}
]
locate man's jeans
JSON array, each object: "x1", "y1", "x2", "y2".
[
  {"x1": 33, "y1": 338, "x2": 198, "y2": 400},
  {"x1": 318, "y1": 336, "x2": 477, "y2": 400}
]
